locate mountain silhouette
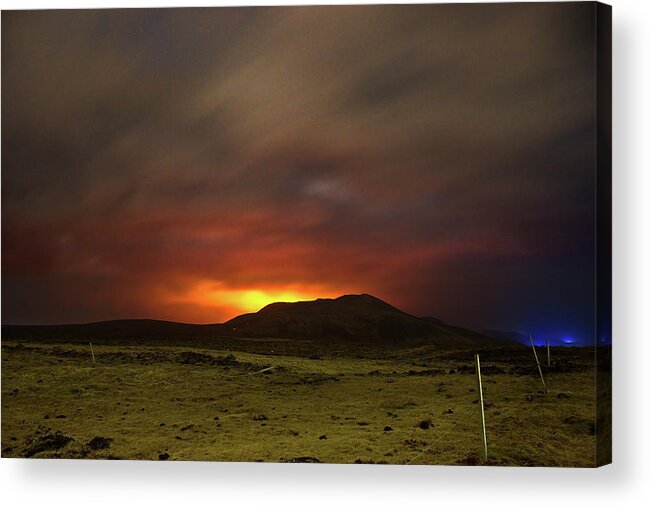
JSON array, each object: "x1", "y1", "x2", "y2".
[
  {"x1": 226, "y1": 294, "x2": 503, "y2": 347},
  {"x1": 2, "y1": 294, "x2": 513, "y2": 348}
]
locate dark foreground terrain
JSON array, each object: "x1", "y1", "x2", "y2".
[{"x1": 1, "y1": 339, "x2": 606, "y2": 466}]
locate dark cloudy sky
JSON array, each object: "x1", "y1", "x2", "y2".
[{"x1": 2, "y1": 3, "x2": 598, "y2": 343}]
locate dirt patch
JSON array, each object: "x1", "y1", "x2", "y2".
[
  {"x1": 177, "y1": 351, "x2": 235, "y2": 366},
  {"x1": 87, "y1": 436, "x2": 113, "y2": 450},
  {"x1": 24, "y1": 431, "x2": 73, "y2": 457},
  {"x1": 30, "y1": 347, "x2": 260, "y2": 370}
]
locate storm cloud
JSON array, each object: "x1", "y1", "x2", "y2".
[{"x1": 2, "y1": 4, "x2": 597, "y2": 343}]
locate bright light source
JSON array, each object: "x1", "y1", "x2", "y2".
[{"x1": 167, "y1": 280, "x2": 339, "y2": 317}]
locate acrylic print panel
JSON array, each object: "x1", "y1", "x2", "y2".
[{"x1": 1, "y1": 2, "x2": 611, "y2": 466}]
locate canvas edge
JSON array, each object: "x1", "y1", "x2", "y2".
[{"x1": 595, "y1": 0, "x2": 612, "y2": 468}]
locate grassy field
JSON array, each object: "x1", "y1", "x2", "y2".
[{"x1": 1, "y1": 341, "x2": 601, "y2": 466}]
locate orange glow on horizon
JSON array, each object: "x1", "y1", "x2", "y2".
[{"x1": 166, "y1": 280, "x2": 341, "y2": 320}]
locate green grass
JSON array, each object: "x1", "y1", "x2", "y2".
[{"x1": 1, "y1": 341, "x2": 598, "y2": 466}]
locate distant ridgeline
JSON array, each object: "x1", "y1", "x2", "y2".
[
  {"x1": 2, "y1": 294, "x2": 517, "y2": 349},
  {"x1": 482, "y1": 329, "x2": 529, "y2": 346}
]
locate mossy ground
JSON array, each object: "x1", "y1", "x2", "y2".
[{"x1": 1, "y1": 341, "x2": 598, "y2": 466}]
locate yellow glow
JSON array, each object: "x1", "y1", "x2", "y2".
[
  {"x1": 206, "y1": 287, "x2": 320, "y2": 313},
  {"x1": 171, "y1": 280, "x2": 337, "y2": 316}
]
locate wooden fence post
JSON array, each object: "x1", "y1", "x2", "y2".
[
  {"x1": 475, "y1": 353, "x2": 488, "y2": 461},
  {"x1": 90, "y1": 342, "x2": 96, "y2": 367},
  {"x1": 529, "y1": 334, "x2": 547, "y2": 393}
]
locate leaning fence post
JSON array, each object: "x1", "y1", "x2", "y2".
[
  {"x1": 546, "y1": 340, "x2": 551, "y2": 367},
  {"x1": 90, "y1": 342, "x2": 96, "y2": 367},
  {"x1": 474, "y1": 354, "x2": 488, "y2": 461},
  {"x1": 529, "y1": 334, "x2": 547, "y2": 393}
]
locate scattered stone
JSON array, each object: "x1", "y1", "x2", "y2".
[
  {"x1": 319, "y1": 435, "x2": 327, "y2": 440},
  {"x1": 524, "y1": 394, "x2": 534, "y2": 402},
  {"x1": 418, "y1": 420, "x2": 431, "y2": 430},
  {"x1": 557, "y1": 392, "x2": 570, "y2": 399},
  {"x1": 87, "y1": 437, "x2": 112, "y2": 450},
  {"x1": 158, "y1": 452, "x2": 170, "y2": 461},
  {"x1": 458, "y1": 455, "x2": 479, "y2": 466},
  {"x1": 253, "y1": 414, "x2": 268, "y2": 421},
  {"x1": 43, "y1": 414, "x2": 50, "y2": 419},
  {"x1": 55, "y1": 415, "x2": 67, "y2": 419},
  {"x1": 357, "y1": 421, "x2": 369, "y2": 426},
  {"x1": 180, "y1": 424, "x2": 194, "y2": 431},
  {"x1": 159, "y1": 423, "x2": 165, "y2": 426},
  {"x1": 383, "y1": 426, "x2": 393, "y2": 432},
  {"x1": 285, "y1": 456, "x2": 321, "y2": 463},
  {"x1": 443, "y1": 409, "x2": 454, "y2": 414},
  {"x1": 24, "y1": 432, "x2": 73, "y2": 457},
  {"x1": 222, "y1": 353, "x2": 237, "y2": 364}
]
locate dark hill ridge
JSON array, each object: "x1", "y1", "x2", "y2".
[
  {"x1": 2, "y1": 294, "x2": 515, "y2": 348},
  {"x1": 482, "y1": 329, "x2": 529, "y2": 345},
  {"x1": 226, "y1": 294, "x2": 504, "y2": 347},
  {"x1": 257, "y1": 294, "x2": 401, "y2": 316},
  {"x1": 1, "y1": 319, "x2": 228, "y2": 342}
]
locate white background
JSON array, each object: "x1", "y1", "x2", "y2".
[{"x1": 1, "y1": 0, "x2": 649, "y2": 505}]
